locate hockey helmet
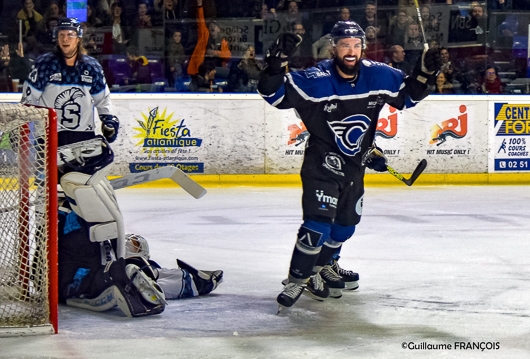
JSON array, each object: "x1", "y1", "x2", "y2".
[
  {"x1": 53, "y1": 17, "x2": 84, "y2": 42},
  {"x1": 125, "y1": 233, "x2": 150, "y2": 260},
  {"x1": 330, "y1": 21, "x2": 366, "y2": 49}
]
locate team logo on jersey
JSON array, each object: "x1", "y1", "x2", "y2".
[
  {"x1": 328, "y1": 114, "x2": 371, "y2": 156},
  {"x1": 55, "y1": 88, "x2": 85, "y2": 130},
  {"x1": 323, "y1": 152, "x2": 345, "y2": 176},
  {"x1": 50, "y1": 73, "x2": 62, "y2": 82}
]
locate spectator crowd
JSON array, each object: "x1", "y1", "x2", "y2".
[{"x1": 1, "y1": 0, "x2": 529, "y2": 94}]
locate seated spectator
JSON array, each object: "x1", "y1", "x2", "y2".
[
  {"x1": 481, "y1": 66, "x2": 503, "y2": 94},
  {"x1": 419, "y1": 4, "x2": 439, "y2": 33},
  {"x1": 387, "y1": 44, "x2": 412, "y2": 75},
  {"x1": 226, "y1": 46, "x2": 262, "y2": 93},
  {"x1": 43, "y1": 0, "x2": 64, "y2": 24},
  {"x1": 37, "y1": 16, "x2": 59, "y2": 48},
  {"x1": 364, "y1": 26, "x2": 385, "y2": 63},
  {"x1": 188, "y1": 60, "x2": 223, "y2": 93},
  {"x1": 124, "y1": 46, "x2": 152, "y2": 86},
  {"x1": 17, "y1": 0, "x2": 44, "y2": 37},
  {"x1": 338, "y1": 7, "x2": 351, "y2": 22},
  {"x1": 434, "y1": 72, "x2": 455, "y2": 94}
]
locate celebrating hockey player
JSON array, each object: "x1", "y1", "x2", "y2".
[
  {"x1": 21, "y1": 17, "x2": 119, "y2": 149},
  {"x1": 257, "y1": 21, "x2": 441, "y2": 309}
]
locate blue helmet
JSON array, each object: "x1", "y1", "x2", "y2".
[
  {"x1": 52, "y1": 18, "x2": 83, "y2": 42},
  {"x1": 330, "y1": 21, "x2": 366, "y2": 49}
]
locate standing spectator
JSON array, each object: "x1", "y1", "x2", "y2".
[
  {"x1": 37, "y1": 16, "x2": 59, "y2": 49},
  {"x1": 85, "y1": 4, "x2": 103, "y2": 28},
  {"x1": 135, "y1": 1, "x2": 153, "y2": 28},
  {"x1": 387, "y1": 44, "x2": 412, "y2": 75},
  {"x1": 107, "y1": 1, "x2": 130, "y2": 55},
  {"x1": 165, "y1": 28, "x2": 186, "y2": 88},
  {"x1": 403, "y1": 22, "x2": 423, "y2": 65},
  {"x1": 355, "y1": 1, "x2": 388, "y2": 46},
  {"x1": 288, "y1": 22, "x2": 314, "y2": 71},
  {"x1": 17, "y1": 0, "x2": 44, "y2": 37},
  {"x1": 386, "y1": 8, "x2": 412, "y2": 48},
  {"x1": 481, "y1": 66, "x2": 503, "y2": 94},
  {"x1": 312, "y1": 33, "x2": 333, "y2": 61},
  {"x1": 258, "y1": 3, "x2": 277, "y2": 20},
  {"x1": 158, "y1": 0, "x2": 181, "y2": 20},
  {"x1": 278, "y1": 1, "x2": 305, "y2": 33}
]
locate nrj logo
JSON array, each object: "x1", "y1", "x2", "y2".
[
  {"x1": 288, "y1": 122, "x2": 308, "y2": 146},
  {"x1": 133, "y1": 107, "x2": 202, "y2": 158},
  {"x1": 376, "y1": 106, "x2": 398, "y2": 139},
  {"x1": 430, "y1": 105, "x2": 468, "y2": 146}
]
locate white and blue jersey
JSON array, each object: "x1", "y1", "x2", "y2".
[
  {"x1": 260, "y1": 58, "x2": 418, "y2": 172},
  {"x1": 21, "y1": 52, "x2": 112, "y2": 146}
]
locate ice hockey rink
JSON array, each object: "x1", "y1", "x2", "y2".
[{"x1": 2, "y1": 184, "x2": 530, "y2": 359}]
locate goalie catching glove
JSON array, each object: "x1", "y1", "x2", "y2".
[
  {"x1": 362, "y1": 146, "x2": 388, "y2": 172},
  {"x1": 100, "y1": 114, "x2": 120, "y2": 143},
  {"x1": 265, "y1": 33, "x2": 303, "y2": 75}
]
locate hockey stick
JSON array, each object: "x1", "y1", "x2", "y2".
[
  {"x1": 110, "y1": 166, "x2": 207, "y2": 199},
  {"x1": 386, "y1": 159, "x2": 427, "y2": 186},
  {"x1": 413, "y1": 0, "x2": 430, "y2": 51}
]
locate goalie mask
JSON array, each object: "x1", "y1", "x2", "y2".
[{"x1": 125, "y1": 233, "x2": 150, "y2": 260}]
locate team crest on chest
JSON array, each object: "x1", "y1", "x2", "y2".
[{"x1": 328, "y1": 114, "x2": 370, "y2": 156}]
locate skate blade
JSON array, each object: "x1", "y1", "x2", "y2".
[{"x1": 344, "y1": 281, "x2": 359, "y2": 291}]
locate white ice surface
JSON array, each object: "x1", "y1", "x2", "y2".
[{"x1": 2, "y1": 185, "x2": 530, "y2": 359}]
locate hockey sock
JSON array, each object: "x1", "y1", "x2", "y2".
[
  {"x1": 315, "y1": 242, "x2": 342, "y2": 269},
  {"x1": 288, "y1": 220, "x2": 331, "y2": 281}
]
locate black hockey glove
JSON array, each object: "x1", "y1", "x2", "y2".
[
  {"x1": 264, "y1": 33, "x2": 302, "y2": 75},
  {"x1": 100, "y1": 114, "x2": 119, "y2": 143},
  {"x1": 362, "y1": 146, "x2": 388, "y2": 172},
  {"x1": 414, "y1": 48, "x2": 442, "y2": 86}
]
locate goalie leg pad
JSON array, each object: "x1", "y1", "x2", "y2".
[
  {"x1": 125, "y1": 263, "x2": 167, "y2": 305},
  {"x1": 66, "y1": 286, "x2": 117, "y2": 312},
  {"x1": 107, "y1": 258, "x2": 165, "y2": 317}
]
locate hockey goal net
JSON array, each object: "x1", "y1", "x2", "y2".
[{"x1": 0, "y1": 104, "x2": 58, "y2": 336}]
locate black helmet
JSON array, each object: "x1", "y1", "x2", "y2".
[
  {"x1": 330, "y1": 21, "x2": 366, "y2": 49},
  {"x1": 53, "y1": 18, "x2": 83, "y2": 42}
]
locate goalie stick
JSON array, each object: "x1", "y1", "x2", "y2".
[
  {"x1": 386, "y1": 159, "x2": 427, "y2": 186},
  {"x1": 110, "y1": 166, "x2": 207, "y2": 199}
]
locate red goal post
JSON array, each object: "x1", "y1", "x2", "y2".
[{"x1": 0, "y1": 104, "x2": 58, "y2": 336}]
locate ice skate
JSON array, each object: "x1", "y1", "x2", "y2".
[
  {"x1": 319, "y1": 265, "x2": 346, "y2": 298},
  {"x1": 176, "y1": 259, "x2": 224, "y2": 295},
  {"x1": 332, "y1": 261, "x2": 359, "y2": 290},
  {"x1": 303, "y1": 273, "x2": 329, "y2": 301},
  {"x1": 277, "y1": 281, "x2": 306, "y2": 312}
]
